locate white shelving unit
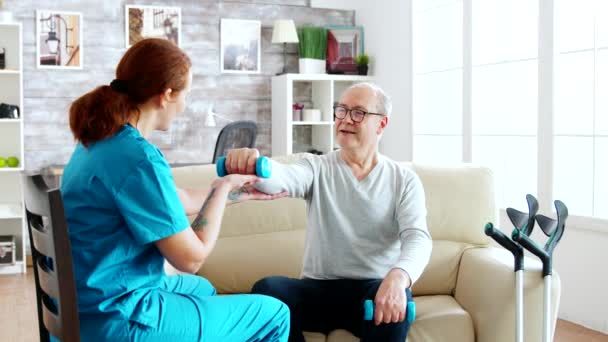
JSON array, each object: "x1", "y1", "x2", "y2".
[
  {"x1": 271, "y1": 73, "x2": 374, "y2": 156},
  {"x1": 0, "y1": 22, "x2": 26, "y2": 275}
]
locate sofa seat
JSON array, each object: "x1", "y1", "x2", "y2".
[{"x1": 302, "y1": 295, "x2": 474, "y2": 342}]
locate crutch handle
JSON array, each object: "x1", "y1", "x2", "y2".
[
  {"x1": 485, "y1": 223, "x2": 524, "y2": 272},
  {"x1": 512, "y1": 229, "x2": 552, "y2": 276}
]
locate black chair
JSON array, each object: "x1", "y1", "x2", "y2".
[
  {"x1": 212, "y1": 121, "x2": 258, "y2": 164},
  {"x1": 23, "y1": 175, "x2": 79, "y2": 342}
]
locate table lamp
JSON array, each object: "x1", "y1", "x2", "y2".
[{"x1": 272, "y1": 19, "x2": 299, "y2": 75}]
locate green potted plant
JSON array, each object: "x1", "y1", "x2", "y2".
[
  {"x1": 297, "y1": 26, "x2": 327, "y2": 74},
  {"x1": 355, "y1": 54, "x2": 369, "y2": 76}
]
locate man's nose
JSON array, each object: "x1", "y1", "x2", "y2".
[{"x1": 343, "y1": 110, "x2": 356, "y2": 124}]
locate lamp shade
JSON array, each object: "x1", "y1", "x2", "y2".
[{"x1": 271, "y1": 20, "x2": 299, "y2": 44}]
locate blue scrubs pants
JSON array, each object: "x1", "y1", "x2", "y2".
[{"x1": 79, "y1": 274, "x2": 290, "y2": 342}]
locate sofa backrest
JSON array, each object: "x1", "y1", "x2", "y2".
[{"x1": 170, "y1": 157, "x2": 496, "y2": 296}]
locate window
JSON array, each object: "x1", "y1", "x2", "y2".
[
  {"x1": 412, "y1": 0, "x2": 463, "y2": 164},
  {"x1": 412, "y1": 0, "x2": 607, "y2": 219},
  {"x1": 554, "y1": 0, "x2": 607, "y2": 218},
  {"x1": 471, "y1": 0, "x2": 539, "y2": 209}
]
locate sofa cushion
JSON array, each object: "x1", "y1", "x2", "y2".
[
  {"x1": 201, "y1": 198, "x2": 307, "y2": 238},
  {"x1": 413, "y1": 240, "x2": 472, "y2": 296},
  {"x1": 197, "y1": 229, "x2": 306, "y2": 294},
  {"x1": 308, "y1": 295, "x2": 475, "y2": 342},
  {"x1": 410, "y1": 163, "x2": 496, "y2": 245}
]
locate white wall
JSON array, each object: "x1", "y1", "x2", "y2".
[
  {"x1": 312, "y1": 0, "x2": 413, "y2": 161},
  {"x1": 553, "y1": 225, "x2": 608, "y2": 333},
  {"x1": 314, "y1": 0, "x2": 608, "y2": 334}
]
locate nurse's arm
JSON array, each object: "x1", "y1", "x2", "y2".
[
  {"x1": 176, "y1": 187, "x2": 211, "y2": 216},
  {"x1": 156, "y1": 177, "x2": 246, "y2": 273},
  {"x1": 176, "y1": 185, "x2": 287, "y2": 215}
]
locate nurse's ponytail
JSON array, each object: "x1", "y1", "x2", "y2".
[{"x1": 69, "y1": 38, "x2": 191, "y2": 147}]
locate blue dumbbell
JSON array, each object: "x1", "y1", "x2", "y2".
[
  {"x1": 216, "y1": 156, "x2": 272, "y2": 178},
  {"x1": 363, "y1": 300, "x2": 416, "y2": 324}
]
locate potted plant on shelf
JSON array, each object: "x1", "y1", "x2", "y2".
[
  {"x1": 297, "y1": 26, "x2": 327, "y2": 74},
  {"x1": 355, "y1": 54, "x2": 369, "y2": 75}
]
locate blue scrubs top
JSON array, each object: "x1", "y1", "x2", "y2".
[{"x1": 61, "y1": 124, "x2": 190, "y2": 327}]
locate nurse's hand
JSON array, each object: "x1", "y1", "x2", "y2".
[
  {"x1": 225, "y1": 148, "x2": 260, "y2": 175},
  {"x1": 213, "y1": 174, "x2": 288, "y2": 205}
]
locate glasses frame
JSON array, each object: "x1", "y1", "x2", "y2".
[{"x1": 333, "y1": 105, "x2": 385, "y2": 123}]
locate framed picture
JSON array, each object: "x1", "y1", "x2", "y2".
[
  {"x1": 126, "y1": 5, "x2": 181, "y2": 48},
  {"x1": 326, "y1": 26, "x2": 364, "y2": 74},
  {"x1": 36, "y1": 10, "x2": 83, "y2": 69},
  {"x1": 220, "y1": 19, "x2": 261, "y2": 74}
]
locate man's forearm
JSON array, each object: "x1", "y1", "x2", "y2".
[
  {"x1": 394, "y1": 229, "x2": 432, "y2": 286},
  {"x1": 254, "y1": 159, "x2": 312, "y2": 198}
]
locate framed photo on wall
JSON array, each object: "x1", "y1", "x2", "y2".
[
  {"x1": 220, "y1": 19, "x2": 261, "y2": 74},
  {"x1": 326, "y1": 26, "x2": 364, "y2": 74},
  {"x1": 126, "y1": 5, "x2": 181, "y2": 48},
  {"x1": 36, "y1": 10, "x2": 83, "y2": 69}
]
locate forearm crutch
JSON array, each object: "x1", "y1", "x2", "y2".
[
  {"x1": 512, "y1": 200, "x2": 567, "y2": 342},
  {"x1": 485, "y1": 194, "x2": 538, "y2": 342}
]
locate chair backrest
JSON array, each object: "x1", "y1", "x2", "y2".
[
  {"x1": 23, "y1": 174, "x2": 79, "y2": 342},
  {"x1": 212, "y1": 120, "x2": 258, "y2": 163}
]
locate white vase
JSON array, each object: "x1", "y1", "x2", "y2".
[{"x1": 299, "y1": 58, "x2": 326, "y2": 74}]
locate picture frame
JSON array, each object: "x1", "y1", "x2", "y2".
[
  {"x1": 220, "y1": 19, "x2": 261, "y2": 74},
  {"x1": 325, "y1": 25, "x2": 364, "y2": 75},
  {"x1": 125, "y1": 5, "x2": 181, "y2": 48},
  {"x1": 36, "y1": 10, "x2": 83, "y2": 69}
]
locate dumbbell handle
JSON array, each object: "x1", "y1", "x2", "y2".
[
  {"x1": 363, "y1": 300, "x2": 416, "y2": 323},
  {"x1": 216, "y1": 156, "x2": 272, "y2": 178}
]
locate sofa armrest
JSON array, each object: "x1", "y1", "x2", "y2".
[{"x1": 454, "y1": 247, "x2": 560, "y2": 342}]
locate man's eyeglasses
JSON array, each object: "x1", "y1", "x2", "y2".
[{"x1": 333, "y1": 105, "x2": 385, "y2": 123}]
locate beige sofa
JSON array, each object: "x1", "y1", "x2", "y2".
[{"x1": 169, "y1": 156, "x2": 560, "y2": 342}]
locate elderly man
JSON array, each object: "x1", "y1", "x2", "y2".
[{"x1": 225, "y1": 83, "x2": 432, "y2": 342}]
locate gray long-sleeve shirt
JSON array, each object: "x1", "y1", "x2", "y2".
[{"x1": 257, "y1": 151, "x2": 432, "y2": 284}]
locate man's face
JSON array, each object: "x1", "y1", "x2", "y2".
[{"x1": 334, "y1": 87, "x2": 388, "y2": 151}]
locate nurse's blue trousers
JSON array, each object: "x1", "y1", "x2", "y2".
[{"x1": 78, "y1": 274, "x2": 290, "y2": 341}]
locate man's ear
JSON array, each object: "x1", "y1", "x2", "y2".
[
  {"x1": 159, "y1": 88, "x2": 174, "y2": 109},
  {"x1": 377, "y1": 115, "x2": 389, "y2": 134}
]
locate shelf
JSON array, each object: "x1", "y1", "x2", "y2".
[
  {"x1": 0, "y1": 69, "x2": 20, "y2": 75},
  {"x1": 0, "y1": 23, "x2": 21, "y2": 28},
  {"x1": 281, "y1": 73, "x2": 374, "y2": 82},
  {"x1": 0, "y1": 261, "x2": 26, "y2": 275},
  {"x1": 0, "y1": 167, "x2": 24, "y2": 172},
  {"x1": 0, "y1": 119, "x2": 21, "y2": 123},
  {"x1": 0, "y1": 204, "x2": 22, "y2": 219},
  {"x1": 292, "y1": 121, "x2": 334, "y2": 126}
]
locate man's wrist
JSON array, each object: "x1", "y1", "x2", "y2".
[{"x1": 389, "y1": 268, "x2": 412, "y2": 289}]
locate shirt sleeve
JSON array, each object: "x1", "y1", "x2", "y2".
[
  {"x1": 393, "y1": 170, "x2": 433, "y2": 285},
  {"x1": 114, "y1": 152, "x2": 190, "y2": 245},
  {"x1": 254, "y1": 158, "x2": 315, "y2": 199}
]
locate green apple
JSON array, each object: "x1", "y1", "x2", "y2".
[
  {"x1": 0, "y1": 157, "x2": 6, "y2": 168},
  {"x1": 7, "y1": 156, "x2": 19, "y2": 168}
]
